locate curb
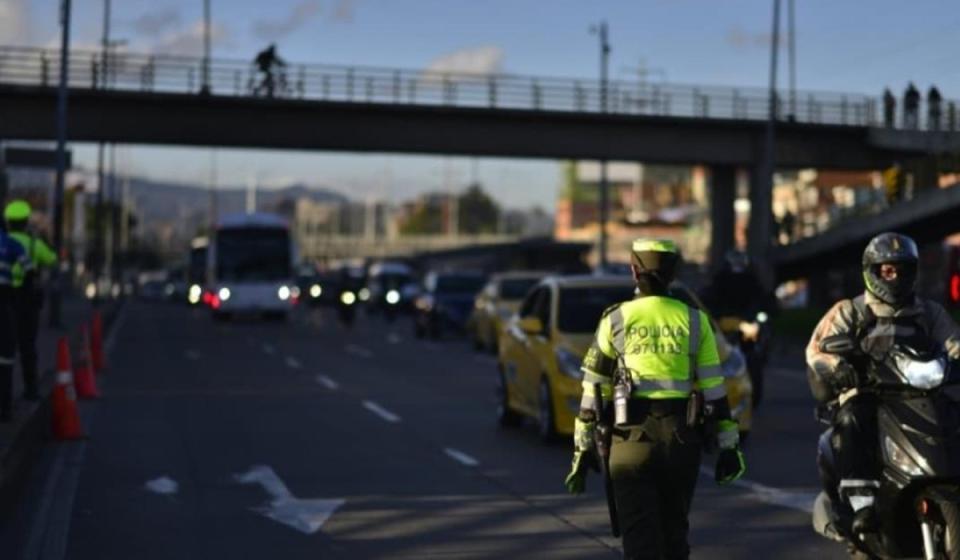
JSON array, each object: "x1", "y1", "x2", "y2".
[{"x1": 0, "y1": 301, "x2": 124, "y2": 519}]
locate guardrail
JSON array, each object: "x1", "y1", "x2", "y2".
[{"x1": 0, "y1": 45, "x2": 953, "y2": 130}]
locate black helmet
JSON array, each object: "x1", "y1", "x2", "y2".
[{"x1": 862, "y1": 232, "x2": 919, "y2": 307}]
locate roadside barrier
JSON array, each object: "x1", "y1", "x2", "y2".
[
  {"x1": 73, "y1": 324, "x2": 100, "y2": 399},
  {"x1": 51, "y1": 337, "x2": 84, "y2": 440}
]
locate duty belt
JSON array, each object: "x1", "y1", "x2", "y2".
[{"x1": 624, "y1": 397, "x2": 689, "y2": 419}]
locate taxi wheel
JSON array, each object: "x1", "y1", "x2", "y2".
[
  {"x1": 538, "y1": 377, "x2": 558, "y2": 443},
  {"x1": 496, "y1": 368, "x2": 522, "y2": 428}
]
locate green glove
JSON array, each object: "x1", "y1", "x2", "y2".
[
  {"x1": 564, "y1": 449, "x2": 590, "y2": 494},
  {"x1": 715, "y1": 447, "x2": 746, "y2": 485}
]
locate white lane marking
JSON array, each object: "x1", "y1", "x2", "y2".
[
  {"x1": 315, "y1": 375, "x2": 339, "y2": 390},
  {"x1": 263, "y1": 343, "x2": 276, "y2": 355},
  {"x1": 444, "y1": 448, "x2": 480, "y2": 467},
  {"x1": 345, "y1": 344, "x2": 373, "y2": 359},
  {"x1": 145, "y1": 476, "x2": 179, "y2": 495},
  {"x1": 185, "y1": 350, "x2": 201, "y2": 361},
  {"x1": 699, "y1": 466, "x2": 816, "y2": 513},
  {"x1": 387, "y1": 333, "x2": 402, "y2": 345},
  {"x1": 285, "y1": 357, "x2": 302, "y2": 369},
  {"x1": 234, "y1": 465, "x2": 345, "y2": 535},
  {"x1": 362, "y1": 400, "x2": 401, "y2": 423}
]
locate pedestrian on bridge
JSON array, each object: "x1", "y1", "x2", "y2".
[
  {"x1": 882, "y1": 88, "x2": 896, "y2": 128},
  {"x1": 927, "y1": 85, "x2": 943, "y2": 131},
  {"x1": 5, "y1": 200, "x2": 57, "y2": 403},
  {"x1": 903, "y1": 82, "x2": 920, "y2": 129},
  {"x1": 0, "y1": 219, "x2": 28, "y2": 422},
  {"x1": 565, "y1": 238, "x2": 745, "y2": 560}
]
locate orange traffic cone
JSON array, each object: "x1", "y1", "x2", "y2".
[
  {"x1": 74, "y1": 325, "x2": 100, "y2": 399},
  {"x1": 52, "y1": 337, "x2": 84, "y2": 440},
  {"x1": 91, "y1": 311, "x2": 105, "y2": 371}
]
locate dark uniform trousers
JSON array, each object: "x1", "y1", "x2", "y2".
[
  {"x1": 610, "y1": 409, "x2": 702, "y2": 560},
  {"x1": 0, "y1": 291, "x2": 17, "y2": 416},
  {"x1": 13, "y1": 293, "x2": 40, "y2": 398}
]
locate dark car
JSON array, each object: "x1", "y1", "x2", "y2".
[{"x1": 413, "y1": 271, "x2": 487, "y2": 338}]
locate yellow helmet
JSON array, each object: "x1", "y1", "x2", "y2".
[{"x1": 4, "y1": 199, "x2": 31, "y2": 222}]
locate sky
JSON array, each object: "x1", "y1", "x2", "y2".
[{"x1": 3, "y1": 0, "x2": 960, "y2": 208}]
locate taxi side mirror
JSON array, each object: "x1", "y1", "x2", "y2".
[{"x1": 518, "y1": 316, "x2": 543, "y2": 335}]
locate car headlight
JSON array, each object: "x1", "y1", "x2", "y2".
[
  {"x1": 340, "y1": 291, "x2": 356, "y2": 305},
  {"x1": 218, "y1": 287, "x2": 231, "y2": 301},
  {"x1": 555, "y1": 348, "x2": 584, "y2": 380},
  {"x1": 278, "y1": 285, "x2": 291, "y2": 301},
  {"x1": 309, "y1": 284, "x2": 322, "y2": 298},
  {"x1": 883, "y1": 435, "x2": 925, "y2": 476},
  {"x1": 385, "y1": 290, "x2": 400, "y2": 305}
]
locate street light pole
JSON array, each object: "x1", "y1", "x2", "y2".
[
  {"x1": 50, "y1": 0, "x2": 72, "y2": 327},
  {"x1": 202, "y1": 0, "x2": 211, "y2": 94},
  {"x1": 592, "y1": 21, "x2": 611, "y2": 269}
]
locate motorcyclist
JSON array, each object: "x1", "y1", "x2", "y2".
[{"x1": 806, "y1": 232, "x2": 960, "y2": 535}]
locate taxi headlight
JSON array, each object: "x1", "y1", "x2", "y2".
[
  {"x1": 218, "y1": 287, "x2": 231, "y2": 301},
  {"x1": 555, "y1": 348, "x2": 584, "y2": 380},
  {"x1": 309, "y1": 284, "x2": 322, "y2": 298},
  {"x1": 278, "y1": 285, "x2": 291, "y2": 301},
  {"x1": 883, "y1": 435, "x2": 925, "y2": 476},
  {"x1": 385, "y1": 289, "x2": 400, "y2": 305}
]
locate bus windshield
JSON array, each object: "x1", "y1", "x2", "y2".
[{"x1": 216, "y1": 228, "x2": 291, "y2": 282}]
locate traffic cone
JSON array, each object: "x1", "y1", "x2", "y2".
[
  {"x1": 52, "y1": 337, "x2": 84, "y2": 440},
  {"x1": 91, "y1": 311, "x2": 105, "y2": 371},
  {"x1": 73, "y1": 325, "x2": 100, "y2": 399}
]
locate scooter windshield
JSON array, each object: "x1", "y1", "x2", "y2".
[{"x1": 893, "y1": 351, "x2": 946, "y2": 390}]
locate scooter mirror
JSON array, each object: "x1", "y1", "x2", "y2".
[{"x1": 819, "y1": 334, "x2": 856, "y2": 355}]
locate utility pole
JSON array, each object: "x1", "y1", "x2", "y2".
[
  {"x1": 202, "y1": 0, "x2": 211, "y2": 94},
  {"x1": 50, "y1": 0, "x2": 72, "y2": 327},
  {"x1": 748, "y1": 0, "x2": 780, "y2": 282},
  {"x1": 788, "y1": 0, "x2": 796, "y2": 118},
  {"x1": 591, "y1": 21, "x2": 611, "y2": 269},
  {"x1": 94, "y1": 0, "x2": 111, "y2": 301}
]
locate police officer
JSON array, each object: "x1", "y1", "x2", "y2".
[
  {"x1": 564, "y1": 239, "x2": 746, "y2": 559},
  {"x1": 807, "y1": 232, "x2": 960, "y2": 534},
  {"x1": 5, "y1": 200, "x2": 57, "y2": 402},
  {"x1": 0, "y1": 216, "x2": 28, "y2": 421}
]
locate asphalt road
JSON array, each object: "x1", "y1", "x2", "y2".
[{"x1": 7, "y1": 302, "x2": 850, "y2": 559}]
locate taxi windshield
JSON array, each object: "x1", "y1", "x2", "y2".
[{"x1": 557, "y1": 285, "x2": 635, "y2": 333}]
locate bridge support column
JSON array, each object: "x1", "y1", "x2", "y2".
[
  {"x1": 708, "y1": 165, "x2": 737, "y2": 270},
  {"x1": 748, "y1": 163, "x2": 775, "y2": 288}
]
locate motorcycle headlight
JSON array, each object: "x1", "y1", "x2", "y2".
[
  {"x1": 218, "y1": 287, "x2": 231, "y2": 301},
  {"x1": 278, "y1": 285, "x2": 291, "y2": 301},
  {"x1": 882, "y1": 435, "x2": 925, "y2": 476},
  {"x1": 756, "y1": 311, "x2": 769, "y2": 324},
  {"x1": 340, "y1": 291, "x2": 356, "y2": 305},
  {"x1": 385, "y1": 290, "x2": 400, "y2": 305},
  {"x1": 555, "y1": 348, "x2": 584, "y2": 380},
  {"x1": 894, "y1": 353, "x2": 946, "y2": 390},
  {"x1": 309, "y1": 284, "x2": 322, "y2": 298}
]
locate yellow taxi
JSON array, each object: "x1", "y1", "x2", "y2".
[
  {"x1": 495, "y1": 275, "x2": 753, "y2": 441},
  {"x1": 468, "y1": 271, "x2": 546, "y2": 352}
]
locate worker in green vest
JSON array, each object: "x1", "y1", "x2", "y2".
[
  {"x1": 565, "y1": 238, "x2": 746, "y2": 559},
  {"x1": 4, "y1": 200, "x2": 57, "y2": 401}
]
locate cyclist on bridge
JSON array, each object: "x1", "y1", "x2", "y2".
[{"x1": 253, "y1": 43, "x2": 287, "y2": 98}]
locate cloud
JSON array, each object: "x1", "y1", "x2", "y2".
[
  {"x1": 330, "y1": 0, "x2": 357, "y2": 23},
  {"x1": 131, "y1": 8, "x2": 182, "y2": 38},
  {"x1": 252, "y1": 0, "x2": 322, "y2": 41},
  {"x1": 0, "y1": 0, "x2": 30, "y2": 43},
  {"x1": 153, "y1": 20, "x2": 230, "y2": 55},
  {"x1": 726, "y1": 25, "x2": 787, "y2": 50},
  {"x1": 423, "y1": 45, "x2": 504, "y2": 78}
]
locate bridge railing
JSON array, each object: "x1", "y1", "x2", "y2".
[{"x1": 0, "y1": 45, "x2": 943, "y2": 129}]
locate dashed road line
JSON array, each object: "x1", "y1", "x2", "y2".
[
  {"x1": 362, "y1": 400, "x2": 401, "y2": 423},
  {"x1": 345, "y1": 344, "x2": 373, "y2": 359},
  {"x1": 699, "y1": 466, "x2": 816, "y2": 513},
  {"x1": 315, "y1": 375, "x2": 339, "y2": 390},
  {"x1": 444, "y1": 448, "x2": 480, "y2": 467},
  {"x1": 285, "y1": 357, "x2": 302, "y2": 369},
  {"x1": 262, "y1": 343, "x2": 276, "y2": 355}
]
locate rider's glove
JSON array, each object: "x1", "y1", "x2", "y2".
[
  {"x1": 564, "y1": 416, "x2": 598, "y2": 494},
  {"x1": 715, "y1": 419, "x2": 746, "y2": 485},
  {"x1": 832, "y1": 361, "x2": 860, "y2": 392}
]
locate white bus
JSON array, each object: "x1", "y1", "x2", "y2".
[{"x1": 206, "y1": 213, "x2": 298, "y2": 319}]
